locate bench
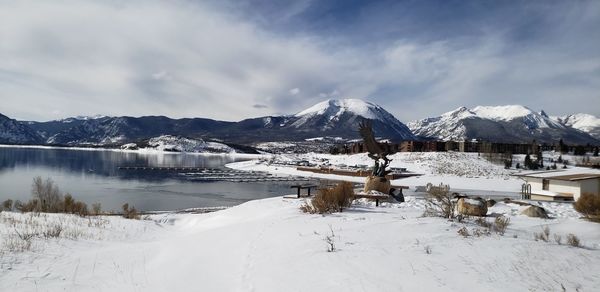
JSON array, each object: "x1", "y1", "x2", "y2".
[
  {"x1": 290, "y1": 184, "x2": 317, "y2": 198},
  {"x1": 352, "y1": 194, "x2": 390, "y2": 207}
]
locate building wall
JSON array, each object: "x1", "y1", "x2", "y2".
[
  {"x1": 525, "y1": 177, "x2": 581, "y2": 200},
  {"x1": 548, "y1": 180, "x2": 580, "y2": 198},
  {"x1": 526, "y1": 177, "x2": 543, "y2": 191},
  {"x1": 578, "y1": 179, "x2": 600, "y2": 200}
]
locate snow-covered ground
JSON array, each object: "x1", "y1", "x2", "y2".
[
  {"x1": 1, "y1": 196, "x2": 599, "y2": 291},
  {"x1": 229, "y1": 152, "x2": 524, "y2": 193}
]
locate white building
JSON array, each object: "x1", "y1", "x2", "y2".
[{"x1": 516, "y1": 171, "x2": 600, "y2": 201}]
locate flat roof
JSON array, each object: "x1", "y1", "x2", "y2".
[{"x1": 517, "y1": 172, "x2": 600, "y2": 181}]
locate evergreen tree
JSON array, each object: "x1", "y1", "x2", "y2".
[
  {"x1": 524, "y1": 154, "x2": 532, "y2": 169},
  {"x1": 594, "y1": 147, "x2": 599, "y2": 157}
]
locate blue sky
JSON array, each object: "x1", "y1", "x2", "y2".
[{"x1": 1, "y1": 0, "x2": 599, "y2": 122}]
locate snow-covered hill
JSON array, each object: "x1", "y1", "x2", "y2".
[
  {"x1": 408, "y1": 105, "x2": 598, "y2": 144},
  {"x1": 144, "y1": 135, "x2": 235, "y2": 153},
  {"x1": 553, "y1": 113, "x2": 600, "y2": 140}
]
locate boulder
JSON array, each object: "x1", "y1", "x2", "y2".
[
  {"x1": 486, "y1": 199, "x2": 497, "y2": 207},
  {"x1": 457, "y1": 197, "x2": 488, "y2": 217},
  {"x1": 521, "y1": 205, "x2": 549, "y2": 219},
  {"x1": 364, "y1": 176, "x2": 391, "y2": 194}
]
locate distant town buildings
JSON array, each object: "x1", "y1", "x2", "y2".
[{"x1": 333, "y1": 139, "x2": 597, "y2": 156}]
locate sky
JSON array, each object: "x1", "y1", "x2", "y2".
[{"x1": 1, "y1": 0, "x2": 599, "y2": 122}]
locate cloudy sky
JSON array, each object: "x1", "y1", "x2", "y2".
[{"x1": 1, "y1": 0, "x2": 599, "y2": 122}]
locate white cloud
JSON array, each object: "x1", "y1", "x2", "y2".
[{"x1": 0, "y1": 0, "x2": 598, "y2": 122}]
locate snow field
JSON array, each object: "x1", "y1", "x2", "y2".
[{"x1": 1, "y1": 196, "x2": 599, "y2": 291}]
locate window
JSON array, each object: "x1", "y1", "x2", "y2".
[{"x1": 542, "y1": 179, "x2": 549, "y2": 191}]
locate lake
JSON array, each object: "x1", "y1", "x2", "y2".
[{"x1": 0, "y1": 146, "x2": 305, "y2": 212}]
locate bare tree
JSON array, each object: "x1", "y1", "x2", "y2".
[{"x1": 32, "y1": 176, "x2": 62, "y2": 212}]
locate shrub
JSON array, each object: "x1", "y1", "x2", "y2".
[
  {"x1": 554, "y1": 234, "x2": 562, "y2": 245},
  {"x1": 475, "y1": 217, "x2": 492, "y2": 228},
  {"x1": 423, "y1": 183, "x2": 455, "y2": 219},
  {"x1": 92, "y1": 203, "x2": 102, "y2": 216},
  {"x1": 122, "y1": 203, "x2": 139, "y2": 219},
  {"x1": 31, "y1": 176, "x2": 62, "y2": 212},
  {"x1": 573, "y1": 193, "x2": 600, "y2": 221},
  {"x1": 18, "y1": 199, "x2": 40, "y2": 213},
  {"x1": 534, "y1": 226, "x2": 550, "y2": 242},
  {"x1": 457, "y1": 226, "x2": 470, "y2": 237},
  {"x1": 43, "y1": 224, "x2": 64, "y2": 239},
  {"x1": 301, "y1": 182, "x2": 354, "y2": 214},
  {"x1": 2, "y1": 199, "x2": 13, "y2": 211},
  {"x1": 566, "y1": 234, "x2": 581, "y2": 247},
  {"x1": 494, "y1": 216, "x2": 510, "y2": 235}
]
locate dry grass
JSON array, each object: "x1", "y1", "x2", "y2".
[
  {"x1": 0, "y1": 212, "x2": 111, "y2": 253},
  {"x1": 301, "y1": 182, "x2": 354, "y2": 214},
  {"x1": 423, "y1": 184, "x2": 455, "y2": 219},
  {"x1": 573, "y1": 193, "x2": 600, "y2": 222},
  {"x1": 122, "y1": 203, "x2": 140, "y2": 219},
  {"x1": 534, "y1": 226, "x2": 551, "y2": 242},
  {"x1": 554, "y1": 234, "x2": 562, "y2": 245},
  {"x1": 493, "y1": 216, "x2": 510, "y2": 235},
  {"x1": 457, "y1": 226, "x2": 470, "y2": 237},
  {"x1": 566, "y1": 234, "x2": 581, "y2": 247}
]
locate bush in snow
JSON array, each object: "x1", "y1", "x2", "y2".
[
  {"x1": 573, "y1": 193, "x2": 600, "y2": 222},
  {"x1": 12, "y1": 177, "x2": 95, "y2": 216},
  {"x1": 493, "y1": 216, "x2": 510, "y2": 235},
  {"x1": 1, "y1": 199, "x2": 13, "y2": 211},
  {"x1": 122, "y1": 203, "x2": 139, "y2": 219},
  {"x1": 534, "y1": 226, "x2": 550, "y2": 242},
  {"x1": 566, "y1": 234, "x2": 581, "y2": 247},
  {"x1": 423, "y1": 183, "x2": 455, "y2": 219},
  {"x1": 301, "y1": 182, "x2": 354, "y2": 214}
]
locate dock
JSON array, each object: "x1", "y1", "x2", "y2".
[{"x1": 118, "y1": 166, "x2": 314, "y2": 183}]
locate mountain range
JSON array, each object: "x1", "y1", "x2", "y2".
[
  {"x1": 1, "y1": 100, "x2": 599, "y2": 146},
  {"x1": 407, "y1": 105, "x2": 600, "y2": 145}
]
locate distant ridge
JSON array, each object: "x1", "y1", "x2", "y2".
[{"x1": 408, "y1": 105, "x2": 598, "y2": 144}]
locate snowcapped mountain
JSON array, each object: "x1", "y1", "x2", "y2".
[
  {"x1": 409, "y1": 105, "x2": 598, "y2": 144},
  {"x1": 0, "y1": 113, "x2": 43, "y2": 144},
  {"x1": 287, "y1": 99, "x2": 415, "y2": 141},
  {"x1": 553, "y1": 114, "x2": 600, "y2": 140}
]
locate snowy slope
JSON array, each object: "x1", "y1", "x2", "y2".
[
  {"x1": 554, "y1": 113, "x2": 600, "y2": 139},
  {"x1": 407, "y1": 107, "x2": 476, "y2": 141},
  {"x1": 0, "y1": 113, "x2": 43, "y2": 144},
  {"x1": 409, "y1": 105, "x2": 598, "y2": 144}
]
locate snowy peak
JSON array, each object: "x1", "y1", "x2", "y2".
[
  {"x1": 471, "y1": 105, "x2": 534, "y2": 121},
  {"x1": 441, "y1": 106, "x2": 476, "y2": 120},
  {"x1": 554, "y1": 113, "x2": 600, "y2": 139},
  {"x1": 295, "y1": 99, "x2": 383, "y2": 120},
  {"x1": 470, "y1": 105, "x2": 562, "y2": 129},
  {"x1": 291, "y1": 98, "x2": 415, "y2": 141}
]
